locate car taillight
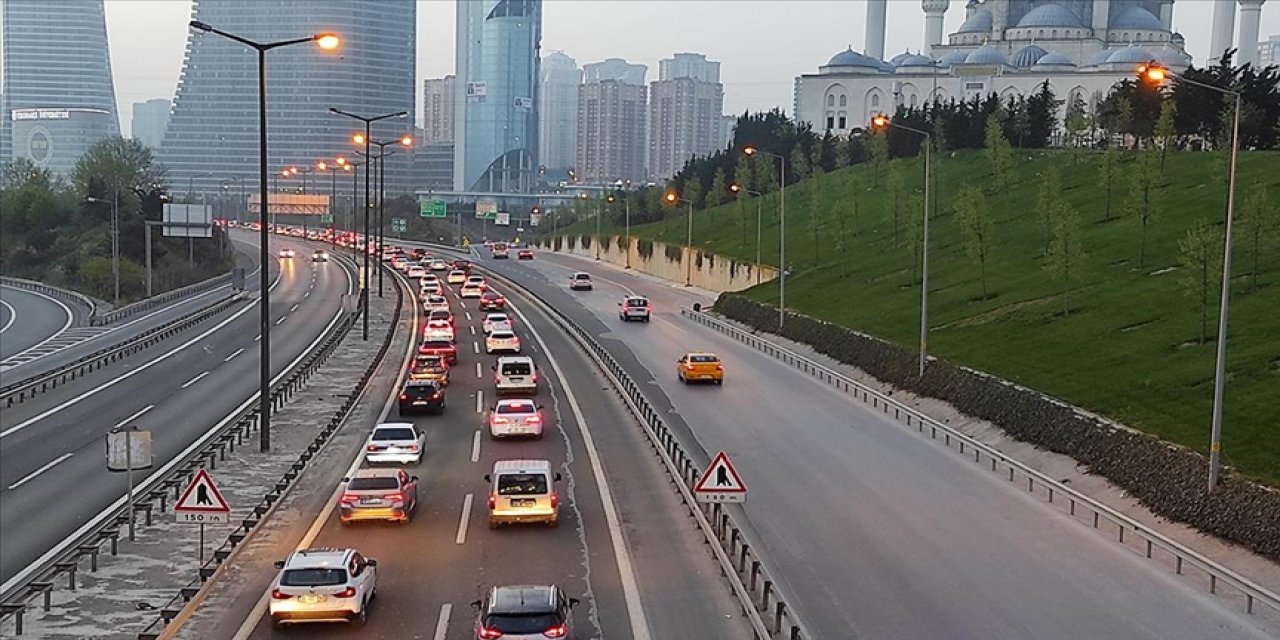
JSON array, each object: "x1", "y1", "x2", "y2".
[
  {"x1": 685, "y1": 364, "x2": 697, "y2": 370},
  {"x1": 335, "y1": 587, "x2": 357, "y2": 598},
  {"x1": 716, "y1": 364, "x2": 724, "y2": 370},
  {"x1": 367, "y1": 444, "x2": 383, "y2": 451},
  {"x1": 531, "y1": 373, "x2": 539, "y2": 383},
  {"x1": 488, "y1": 493, "x2": 496, "y2": 509},
  {"x1": 550, "y1": 493, "x2": 560, "y2": 509},
  {"x1": 527, "y1": 415, "x2": 542, "y2": 425},
  {"x1": 495, "y1": 375, "x2": 501, "y2": 385},
  {"x1": 340, "y1": 494, "x2": 358, "y2": 504},
  {"x1": 406, "y1": 444, "x2": 420, "y2": 451},
  {"x1": 385, "y1": 493, "x2": 404, "y2": 502},
  {"x1": 492, "y1": 417, "x2": 509, "y2": 424},
  {"x1": 431, "y1": 392, "x2": 441, "y2": 400},
  {"x1": 399, "y1": 393, "x2": 408, "y2": 400},
  {"x1": 479, "y1": 626, "x2": 504, "y2": 639},
  {"x1": 543, "y1": 624, "x2": 568, "y2": 638},
  {"x1": 271, "y1": 589, "x2": 292, "y2": 600}
]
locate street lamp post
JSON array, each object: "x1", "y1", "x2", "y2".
[
  {"x1": 361, "y1": 134, "x2": 413, "y2": 298},
  {"x1": 318, "y1": 160, "x2": 343, "y2": 247},
  {"x1": 743, "y1": 147, "x2": 787, "y2": 328},
  {"x1": 729, "y1": 184, "x2": 765, "y2": 284},
  {"x1": 329, "y1": 108, "x2": 408, "y2": 341},
  {"x1": 607, "y1": 194, "x2": 632, "y2": 269},
  {"x1": 187, "y1": 20, "x2": 339, "y2": 453},
  {"x1": 664, "y1": 191, "x2": 695, "y2": 287},
  {"x1": 1139, "y1": 61, "x2": 1241, "y2": 492},
  {"x1": 85, "y1": 192, "x2": 121, "y2": 305},
  {"x1": 187, "y1": 172, "x2": 212, "y2": 266}
]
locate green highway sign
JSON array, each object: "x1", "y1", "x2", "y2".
[
  {"x1": 420, "y1": 200, "x2": 447, "y2": 218},
  {"x1": 320, "y1": 213, "x2": 334, "y2": 224}
]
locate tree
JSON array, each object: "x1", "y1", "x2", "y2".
[
  {"x1": 1154, "y1": 100, "x2": 1178, "y2": 170},
  {"x1": 790, "y1": 144, "x2": 811, "y2": 183},
  {"x1": 1045, "y1": 203, "x2": 1084, "y2": 316},
  {"x1": 72, "y1": 136, "x2": 167, "y2": 199},
  {"x1": 1098, "y1": 148, "x2": 1118, "y2": 222},
  {"x1": 1064, "y1": 93, "x2": 1091, "y2": 156},
  {"x1": 867, "y1": 130, "x2": 889, "y2": 186},
  {"x1": 956, "y1": 186, "x2": 995, "y2": 299},
  {"x1": 885, "y1": 164, "x2": 905, "y2": 247},
  {"x1": 1126, "y1": 149, "x2": 1160, "y2": 268},
  {"x1": 1036, "y1": 167, "x2": 1062, "y2": 251},
  {"x1": 984, "y1": 113, "x2": 1012, "y2": 191},
  {"x1": 708, "y1": 168, "x2": 727, "y2": 208},
  {"x1": 1238, "y1": 184, "x2": 1274, "y2": 290},
  {"x1": 834, "y1": 136, "x2": 852, "y2": 169},
  {"x1": 905, "y1": 193, "x2": 924, "y2": 285},
  {"x1": 684, "y1": 178, "x2": 703, "y2": 211},
  {"x1": 1178, "y1": 222, "x2": 1224, "y2": 344}
]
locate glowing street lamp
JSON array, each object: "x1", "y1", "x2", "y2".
[
  {"x1": 730, "y1": 183, "x2": 766, "y2": 285},
  {"x1": 664, "y1": 190, "x2": 696, "y2": 286},
  {"x1": 742, "y1": 145, "x2": 788, "y2": 328}
]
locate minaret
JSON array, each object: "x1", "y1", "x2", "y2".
[
  {"x1": 923, "y1": 0, "x2": 951, "y2": 55},
  {"x1": 1092, "y1": 0, "x2": 1111, "y2": 40},
  {"x1": 1210, "y1": 0, "x2": 1237, "y2": 62},
  {"x1": 1158, "y1": 0, "x2": 1173, "y2": 31},
  {"x1": 865, "y1": 0, "x2": 887, "y2": 60},
  {"x1": 1237, "y1": 0, "x2": 1266, "y2": 67}
]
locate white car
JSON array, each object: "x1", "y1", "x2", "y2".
[
  {"x1": 278, "y1": 248, "x2": 296, "y2": 259},
  {"x1": 422, "y1": 295, "x2": 450, "y2": 313},
  {"x1": 365, "y1": 423, "x2": 425, "y2": 465},
  {"x1": 392, "y1": 257, "x2": 409, "y2": 272},
  {"x1": 569, "y1": 272, "x2": 592, "y2": 290},
  {"x1": 407, "y1": 266, "x2": 427, "y2": 279},
  {"x1": 460, "y1": 282, "x2": 484, "y2": 298},
  {"x1": 269, "y1": 548, "x2": 377, "y2": 627},
  {"x1": 493, "y1": 356, "x2": 538, "y2": 395},
  {"x1": 419, "y1": 281, "x2": 443, "y2": 296},
  {"x1": 422, "y1": 319, "x2": 455, "y2": 343},
  {"x1": 485, "y1": 329, "x2": 521, "y2": 354},
  {"x1": 420, "y1": 274, "x2": 439, "y2": 286},
  {"x1": 482, "y1": 313, "x2": 513, "y2": 335},
  {"x1": 430, "y1": 259, "x2": 449, "y2": 271},
  {"x1": 465, "y1": 275, "x2": 488, "y2": 290},
  {"x1": 446, "y1": 269, "x2": 468, "y2": 285},
  {"x1": 487, "y1": 399, "x2": 544, "y2": 439},
  {"x1": 619, "y1": 296, "x2": 652, "y2": 322}
]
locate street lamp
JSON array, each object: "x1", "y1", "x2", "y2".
[
  {"x1": 607, "y1": 193, "x2": 632, "y2": 269},
  {"x1": 729, "y1": 183, "x2": 765, "y2": 285},
  {"x1": 328, "y1": 107, "x2": 408, "y2": 341},
  {"x1": 1139, "y1": 60, "x2": 1241, "y2": 492},
  {"x1": 85, "y1": 193, "x2": 120, "y2": 305},
  {"x1": 664, "y1": 190, "x2": 695, "y2": 287},
  {"x1": 187, "y1": 172, "x2": 212, "y2": 265},
  {"x1": 871, "y1": 113, "x2": 932, "y2": 379},
  {"x1": 318, "y1": 160, "x2": 344, "y2": 247},
  {"x1": 187, "y1": 20, "x2": 340, "y2": 453},
  {"x1": 743, "y1": 146, "x2": 788, "y2": 328},
  {"x1": 361, "y1": 134, "x2": 413, "y2": 298}
]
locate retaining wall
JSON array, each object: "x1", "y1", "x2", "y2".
[{"x1": 538, "y1": 234, "x2": 776, "y2": 293}]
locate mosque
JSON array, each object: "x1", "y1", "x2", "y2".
[{"x1": 793, "y1": 0, "x2": 1268, "y2": 135}]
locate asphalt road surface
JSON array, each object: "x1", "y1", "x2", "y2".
[{"x1": 0, "y1": 284, "x2": 76, "y2": 361}]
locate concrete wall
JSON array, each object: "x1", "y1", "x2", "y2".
[{"x1": 539, "y1": 234, "x2": 776, "y2": 293}]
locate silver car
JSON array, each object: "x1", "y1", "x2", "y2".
[
  {"x1": 365, "y1": 422, "x2": 425, "y2": 465},
  {"x1": 339, "y1": 468, "x2": 419, "y2": 524}
]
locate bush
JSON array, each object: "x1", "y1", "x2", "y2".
[
  {"x1": 637, "y1": 238, "x2": 654, "y2": 260},
  {"x1": 601, "y1": 235, "x2": 613, "y2": 251},
  {"x1": 665, "y1": 243, "x2": 683, "y2": 263},
  {"x1": 553, "y1": 236, "x2": 563, "y2": 251},
  {"x1": 581, "y1": 234, "x2": 592, "y2": 250},
  {"x1": 567, "y1": 235, "x2": 578, "y2": 250},
  {"x1": 696, "y1": 250, "x2": 704, "y2": 269}
]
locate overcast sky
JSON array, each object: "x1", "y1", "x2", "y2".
[{"x1": 95, "y1": 0, "x2": 1280, "y2": 136}]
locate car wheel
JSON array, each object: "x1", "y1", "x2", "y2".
[
  {"x1": 352, "y1": 601, "x2": 368, "y2": 627},
  {"x1": 270, "y1": 616, "x2": 284, "y2": 629},
  {"x1": 643, "y1": 316, "x2": 650, "y2": 322},
  {"x1": 715, "y1": 379, "x2": 723, "y2": 386}
]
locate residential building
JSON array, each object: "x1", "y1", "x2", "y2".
[
  {"x1": 583, "y1": 58, "x2": 647, "y2": 85},
  {"x1": 131, "y1": 98, "x2": 171, "y2": 149},
  {"x1": 648, "y1": 53, "x2": 723, "y2": 182},
  {"x1": 454, "y1": 0, "x2": 543, "y2": 193},
  {"x1": 719, "y1": 114, "x2": 737, "y2": 149},
  {"x1": 159, "y1": 0, "x2": 416, "y2": 196},
  {"x1": 659, "y1": 52, "x2": 721, "y2": 83},
  {"x1": 538, "y1": 52, "x2": 582, "y2": 180},
  {"x1": 1, "y1": 0, "x2": 120, "y2": 175},
  {"x1": 1261, "y1": 34, "x2": 1280, "y2": 66},
  {"x1": 423, "y1": 76, "x2": 456, "y2": 144},
  {"x1": 577, "y1": 80, "x2": 647, "y2": 184}
]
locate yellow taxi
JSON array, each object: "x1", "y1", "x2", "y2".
[{"x1": 677, "y1": 352, "x2": 724, "y2": 385}]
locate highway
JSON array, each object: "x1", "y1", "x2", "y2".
[
  {"x1": 0, "y1": 283, "x2": 78, "y2": 362},
  {"x1": 0, "y1": 233, "x2": 354, "y2": 588},
  {"x1": 459, "y1": 247, "x2": 1280, "y2": 640},
  {"x1": 221, "y1": 265, "x2": 748, "y2": 639}
]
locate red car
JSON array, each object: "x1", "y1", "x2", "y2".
[
  {"x1": 517, "y1": 249, "x2": 534, "y2": 260},
  {"x1": 479, "y1": 290, "x2": 506, "y2": 311},
  {"x1": 419, "y1": 339, "x2": 457, "y2": 365}
]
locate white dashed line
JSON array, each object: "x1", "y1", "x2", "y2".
[
  {"x1": 472, "y1": 342, "x2": 479, "y2": 354},
  {"x1": 432, "y1": 603, "x2": 452, "y2": 640},
  {"x1": 475, "y1": 390, "x2": 484, "y2": 414},
  {"x1": 304, "y1": 291, "x2": 310, "y2": 298},
  {"x1": 465, "y1": 311, "x2": 472, "y2": 321},
  {"x1": 471, "y1": 430, "x2": 481, "y2": 463},
  {"x1": 224, "y1": 348, "x2": 245, "y2": 362},
  {"x1": 275, "y1": 316, "x2": 286, "y2": 325},
  {"x1": 290, "y1": 303, "x2": 299, "y2": 312},
  {"x1": 7, "y1": 453, "x2": 74, "y2": 490},
  {"x1": 254, "y1": 334, "x2": 262, "y2": 342},
  {"x1": 470, "y1": 325, "x2": 476, "y2": 335},
  {"x1": 475, "y1": 362, "x2": 482, "y2": 379},
  {"x1": 113, "y1": 404, "x2": 154, "y2": 430},
  {"x1": 181, "y1": 371, "x2": 210, "y2": 388},
  {"x1": 455, "y1": 494, "x2": 473, "y2": 545}
]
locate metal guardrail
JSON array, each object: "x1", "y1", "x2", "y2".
[
  {"x1": 90, "y1": 273, "x2": 233, "y2": 327},
  {"x1": 681, "y1": 307, "x2": 1280, "y2": 618},
  {"x1": 0, "y1": 256, "x2": 368, "y2": 636},
  {"x1": 1, "y1": 295, "x2": 240, "y2": 407},
  {"x1": 477, "y1": 265, "x2": 809, "y2": 640},
  {"x1": 0, "y1": 276, "x2": 98, "y2": 321}
]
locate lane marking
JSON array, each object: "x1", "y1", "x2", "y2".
[
  {"x1": 465, "y1": 311, "x2": 472, "y2": 321},
  {"x1": 0, "y1": 299, "x2": 16, "y2": 334},
  {"x1": 0, "y1": 285, "x2": 74, "y2": 359},
  {"x1": 274, "y1": 316, "x2": 287, "y2": 325},
  {"x1": 471, "y1": 430, "x2": 481, "y2": 463},
  {"x1": 181, "y1": 372, "x2": 210, "y2": 389},
  {"x1": 290, "y1": 303, "x2": 299, "y2": 312},
  {"x1": 455, "y1": 493, "x2": 473, "y2": 545},
  {"x1": 475, "y1": 390, "x2": 484, "y2": 414},
  {"x1": 432, "y1": 603, "x2": 452, "y2": 640},
  {"x1": 472, "y1": 341, "x2": 479, "y2": 354},
  {"x1": 224, "y1": 348, "x2": 245, "y2": 362},
  {"x1": 475, "y1": 362, "x2": 482, "y2": 379},
  {"x1": 7, "y1": 453, "x2": 74, "y2": 490},
  {"x1": 254, "y1": 334, "x2": 261, "y2": 341},
  {"x1": 113, "y1": 404, "x2": 154, "y2": 430},
  {"x1": 304, "y1": 290, "x2": 310, "y2": 298},
  {"x1": 470, "y1": 325, "x2": 476, "y2": 335}
]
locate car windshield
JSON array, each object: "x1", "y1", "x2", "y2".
[
  {"x1": 372, "y1": 427, "x2": 416, "y2": 441},
  {"x1": 423, "y1": 341, "x2": 453, "y2": 349},
  {"x1": 496, "y1": 474, "x2": 549, "y2": 496},
  {"x1": 497, "y1": 402, "x2": 536, "y2": 414},
  {"x1": 487, "y1": 315, "x2": 508, "y2": 322},
  {"x1": 280, "y1": 568, "x2": 347, "y2": 587},
  {"x1": 501, "y1": 362, "x2": 532, "y2": 376},
  {"x1": 574, "y1": 274, "x2": 590, "y2": 280},
  {"x1": 348, "y1": 477, "x2": 400, "y2": 491},
  {"x1": 690, "y1": 355, "x2": 719, "y2": 363},
  {"x1": 627, "y1": 298, "x2": 647, "y2": 306},
  {"x1": 491, "y1": 331, "x2": 515, "y2": 340}
]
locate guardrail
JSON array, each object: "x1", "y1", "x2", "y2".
[
  {"x1": 681, "y1": 307, "x2": 1280, "y2": 619},
  {"x1": 1, "y1": 295, "x2": 240, "y2": 408},
  {"x1": 477, "y1": 265, "x2": 809, "y2": 640},
  {"x1": 0, "y1": 276, "x2": 98, "y2": 321},
  {"x1": 0, "y1": 255, "x2": 367, "y2": 636},
  {"x1": 90, "y1": 273, "x2": 233, "y2": 327}
]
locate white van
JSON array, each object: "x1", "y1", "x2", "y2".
[
  {"x1": 493, "y1": 356, "x2": 538, "y2": 395},
  {"x1": 485, "y1": 459, "x2": 561, "y2": 527}
]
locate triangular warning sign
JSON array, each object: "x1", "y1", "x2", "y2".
[
  {"x1": 174, "y1": 469, "x2": 231, "y2": 513},
  {"x1": 694, "y1": 451, "x2": 747, "y2": 494}
]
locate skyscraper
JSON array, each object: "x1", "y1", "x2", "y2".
[
  {"x1": 454, "y1": 0, "x2": 543, "y2": 193},
  {"x1": 577, "y1": 79, "x2": 647, "y2": 185},
  {"x1": 160, "y1": 0, "x2": 416, "y2": 196},
  {"x1": 131, "y1": 98, "x2": 172, "y2": 149},
  {"x1": 538, "y1": 52, "x2": 582, "y2": 180},
  {"x1": 423, "y1": 76, "x2": 456, "y2": 144},
  {"x1": 648, "y1": 53, "x2": 724, "y2": 182},
  {"x1": 1, "y1": 0, "x2": 120, "y2": 175},
  {"x1": 583, "y1": 58, "x2": 647, "y2": 86}
]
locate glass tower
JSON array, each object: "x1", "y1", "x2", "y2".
[
  {"x1": 1, "y1": 0, "x2": 120, "y2": 175},
  {"x1": 159, "y1": 0, "x2": 416, "y2": 197}
]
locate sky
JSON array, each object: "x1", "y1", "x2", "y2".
[{"x1": 92, "y1": 0, "x2": 1280, "y2": 136}]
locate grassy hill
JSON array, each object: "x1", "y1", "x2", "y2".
[{"x1": 555, "y1": 149, "x2": 1280, "y2": 485}]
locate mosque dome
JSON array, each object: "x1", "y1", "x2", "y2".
[
  {"x1": 938, "y1": 51, "x2": 970, "y2": 66},
  {"x1": 889, "y1": 51, "x2": 914, "y2": 66},
  {"x1": 965, "y1": 44, "x2": 1006, "y2": 65},
  {"x1": 1110, "y1": 6, "x2": 1164, "y2": 31},
  {"x1": 957, "y1": 10, "x2": 993, "y2": 33},
  {"x1": 1032, "y1": 52, "x2": 1077, "y2": 69},
  {"x1": 1016, "y1": 3, "x2": 1084, "y2": 28},
  {"x1": 1082, "y1": 48, "x2": 1119, "y2": 67},
  {"x1": 1010, "y1": 44, "x2": 1049, "y2": 67},
  {"x1": 823, "y1": 48, "x2": 883, "y2": 72},
  {"x1": 1106, "y1": 45, "x2": 1156, "y2": 65}
]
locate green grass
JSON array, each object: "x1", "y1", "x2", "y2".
[{"x1": 555, "y1": 149, "x2": 1280, "y2": 486}]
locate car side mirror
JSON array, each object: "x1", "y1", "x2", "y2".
[
  {"x1": 471, "y1": 599, "x2": 483, "y2": 610},
  {"x1": 274, "y1": 560, "x2": 286, "y2": 569},
  {"x1": 341, "y1": 477, "x2": 350, "y2": 483},
  {"x1": 411, "y1": 475, "x2": 419, "y2": 482},
  {"x1": 483, "y1": 474, "x2": 491, "y2": 483},
  {"x1": 569, "y1": 597, "x2": 580, "y2": 607},
  {"x1": 538, "y1": 404, "x2": 545, "y2": 410},
  {"x1": 554, "y1": 473, "x2": 562, "y2": 482},
  {"x1": 490, "y1": 365, "x2": 497, "y2": 371},
  {"x1": 366, "y1": 558, "x2": 377, "y2": 567}
]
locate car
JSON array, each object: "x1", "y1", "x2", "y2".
[
  {"x1": 479, "y1": 290, "x2": 506, "y2": 311},
  {"x1": 677, "y1": 352, "x2": 724, "y2": 385},
  {"x1": 472, "y1": 585, "x2": 578, "y2": 639},
  {"x1": 419, "y1": 339, "x2": 458, "y2": 365},
  {"x1": 408, "y1": 354, "x2": 451, "y2": 386},
  {"x1": 491, "y1": 242, "x2": 510, "y2": 259},
  {"x1": 482, "y1": 313, "x2": 513, "y2": 335},
  {"x1": 430, "y1": 259, "x2": 449, "y2": 271},
  {"x1": 407, "y1": 265, "x2": 427, "y2": 279},
  {"x1": 278, "y1": 248, "x2": 296, "y2": 259},
  {"x1": 269, "y1": 548, "x2": 377, "y2": 627},
  {"x1": 485, "y1": 329, "x2": 521, "y2": 354},
  {"x1": 484, "y1": 460, "x2": 562, "y2": 528},
  {"x1": 569, "y1": 272, "x2": 593, "y2": 291},
  {"x1": 447, "y1": 269, "x2": 468, "y2": 285},
  {"x1": 365, "y1": 422, "x2": 426, "y2": 464},
  {"x1": 451, "y1": 259, "x2": 473, "y2": 273},
  {"x1": 420, "y1": 281, "x2": 443, "y2": 297},
  {"x1": 466, "y1": 274, "x2": 488, "y2": 289},
  {"x1": 493, "y1": 356, "x2": 538, "y2": 395},
  {"x1": 420, "y1": 273, "x2": 440, "y2": 286},
  {"x1": 487, "y1": 399, "x2": 544, "y2": 439},
  {"x1": 618, "y1": 296, "x2": 651, "y2": 322},
  {"x1": 426, "y1": 309, "x2": 457, "y2": 330},
  {"x1": 460, "y1": 282, "x2": 484, "y2": 298},
  {"x1": 422, "y1": 295, "x2": 450, "y2": 313},
  {"x1": 422, "y1": 319, "x2": 455, "y2": 343},
  {"x1": 312, "y1": 249, "x2": 329, "y2": 262},
  {"x1": 397, "y1": 379, "x2": 447, "y2": 415},
  {"x1": 339, "y1": 468, "x2": 419, "y2": 524},
  {"x1": 517, "y1": 249, "x2": 534, "y2": 260},
  {"x1": 392, "y1": 257, "x2": 410, "y2": 272}
]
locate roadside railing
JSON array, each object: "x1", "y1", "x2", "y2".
[
  {"x1": 0, "y1": 276, "x2": 98, "y2": 321},
  {"x1": 90, "y1": 273, "x2": 233, "y2": 327},
  {"x1": 681, "y1": 307, "x2": 1280, "y2": 619}
]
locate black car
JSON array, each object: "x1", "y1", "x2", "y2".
[
  {"x1": 473, "y1": 585, "x2": 578, "y2": 639},
  {"x1": 451, "y1": 259, "x2": 472, "y2": 273},
  {"x1": 479, "y1": 290, "x2": 506, "y2": 311},
  {"x1": 398, "y1": 380, "x2": 446, "y2": 416}
]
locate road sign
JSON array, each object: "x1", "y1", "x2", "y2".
[
  {"x1": 391, "y1": 217, "x2": 407, "y2": 233},
  {"x1": 174, "y1": 468, "x2": 231, "y2": 524},
  {"x1": 162, "y1": 204, "x2": 213, "y2": 238},
  {"x1": 320, "y1": 213, "x2": 334, "y2": 224},
  {"x1": 420, "y1": 199, "x2": 447, "y2": 218},
  {"x1": 476, "y1": 200, "x2": 498, "y2": 220},
  {"x1": 495, "y1": 212, "x2": 511, "y2": 226},
  {"x1": 694, "y1": 451, "x2": 747, "y2": 503}
]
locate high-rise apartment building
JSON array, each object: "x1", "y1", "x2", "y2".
[
  {"x1": 423, "y1": 76, "x2": 456, "y2": 144},
  {"x1": 160, "y1": 1, "x2": 416, "y2": 195},
  {"x1": 1261, "y1": 35, "x2": 1280, "y2": 66},
  {"x1": 538, "y1": 52, "x2": 582, "y2": 180},
  {"x1": 648, "y1": 53, "x2": 724, "y2": 182},
  {"x1": 131, "y1": 98, "x2": 171, "y2": 149},
  {"x1": 454, "y1": 0, "x2": 543, "y2": 193},
  {"x1": 583, "y1": 58, "x2": 647, "y2": 86},
  {"x1": 577, "y1": 80, "x2": 647, "y2": 185},
  {"x1": 1, "y1": 0, "x2": 120, "y2": 175}
]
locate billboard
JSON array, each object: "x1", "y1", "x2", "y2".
[
  {"x1": 530, "y1": 211, "x2": 542, "y2": 227},
  {"x1": 475, "y1": 200, "x2": 498, "y2": 220},
  {"x1": 247, "y1": 193, "x2": 331, "y2": 215},
  {"x1": 495, "y1": 212, "x2": 511, "y2": 226},
  {"x1": 163, "y1": 204, "x2": 213, "y2": 238}
]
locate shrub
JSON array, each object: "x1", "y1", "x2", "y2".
[
  {"x1": 637, "y1": 238, "x2": 654, "y2": 260},
  {"x1": 581, "y1": 234, "x2": 592, "y2": 250},
  {"x1": 601, "y1": 235, "x2": 613, "y2": 251},
  {"x1": 553, "y1": 236, "x2": 563, "y2": 251},
  {"x1": 664, "y1": 243, "x2": 683, "y2": 263}
]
